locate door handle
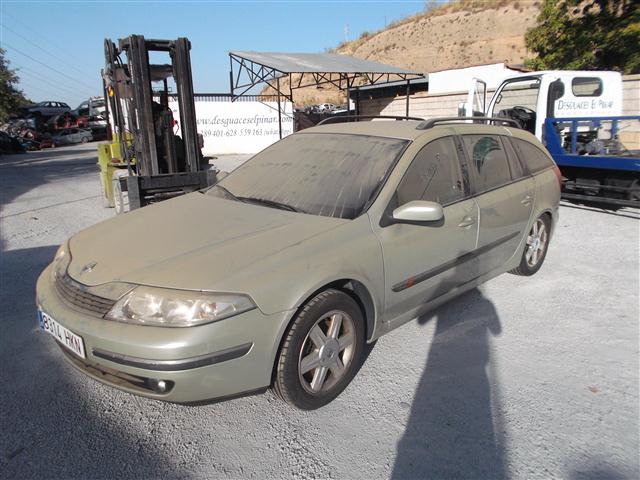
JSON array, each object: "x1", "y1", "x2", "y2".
[
  {"x1": 521, "y1": 194, "x2": 533, "y2": 206},
  {"x1": 458, "y1": 216, "x2": 475, "y2": 228}
]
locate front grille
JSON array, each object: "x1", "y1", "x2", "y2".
[{"x1": 54, "y1": 272, "x2": 115, "y2": 316}]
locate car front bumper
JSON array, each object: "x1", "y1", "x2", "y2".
[{"x1": 36, "y1": 265, "x2": 291, "y2": 403}]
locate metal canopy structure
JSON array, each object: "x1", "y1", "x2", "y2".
[
  {"x1": 229, "y1": 51, "x2": 423, "y2": 99},
  {"x1": 228, "y1": 51, "x2": 424, "y2": 137}
]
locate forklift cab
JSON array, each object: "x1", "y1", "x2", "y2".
[{"x1": 103, "y1": 35, "x2": 215, "y2": 211}]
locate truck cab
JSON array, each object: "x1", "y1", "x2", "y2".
[{"x1": 465, "y1": 71, "x2": 623, "y2": 141}]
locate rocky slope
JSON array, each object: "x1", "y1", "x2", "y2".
[{"x1": 266, "y1": 0, "x2": 541, "y2": 105}]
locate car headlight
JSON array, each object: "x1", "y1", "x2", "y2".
[
  {"x1": 51, "y1": 241, "x2": 71, "y2": 280},
  {"x1": 105, "y1": 286, "x2": 256, "y2": 327}
]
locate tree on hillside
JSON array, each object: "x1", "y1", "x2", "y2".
[
  {"x1": 525, "y1": 0, "x2": 640, "y2": 74},
  {"x1": 0, "y1": 48, "x2": 30, "y2": 123}
]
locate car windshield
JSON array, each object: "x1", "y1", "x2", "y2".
[{"x1": 207, "y1": 133, "x2": 409, "y2": 219}]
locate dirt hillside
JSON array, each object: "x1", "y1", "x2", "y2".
[{"x1": 266, "y1": 0, "x2": 541, "y2": 106}]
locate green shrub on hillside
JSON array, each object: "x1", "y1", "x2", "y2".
[{"x1": 525, "y1": 0, "x2": 640, "y2": 74}]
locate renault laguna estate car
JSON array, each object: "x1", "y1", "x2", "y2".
[{"x1": 36, "y1": 118, "x2": 560, "y2": 410}]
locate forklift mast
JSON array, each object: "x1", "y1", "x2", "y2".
[{"x1": 102, "y1": 35, "x2": 214, "y2": 210}]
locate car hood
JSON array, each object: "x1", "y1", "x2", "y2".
[{"x1": 67, "y1": 192, "x2": 347, "y2": 289}]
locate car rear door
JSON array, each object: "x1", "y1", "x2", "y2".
[
  {"x1": 461, "y1": 133, "x2": 534, "y2": 275},
  {"x1": 69, "y1": 129, "x2": 81, "y2": 142},
  {"x1": 374, "y1": 136, "x2": 479, "y2": 326}
]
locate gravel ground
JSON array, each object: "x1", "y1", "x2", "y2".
[{"x1": 1, "y1": 144, "x2": 638, "y2": 480}]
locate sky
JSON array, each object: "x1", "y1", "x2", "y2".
[{"x1": 0, "y1": 0, "x2": 431, "y2": 108}]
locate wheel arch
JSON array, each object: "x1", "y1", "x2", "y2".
[
  {"x1": 291, "y1": 278, "x2": 378, "y2": 342},
  {"x1": 269, "y1": 277, "x2": 379, "y2": 385},
  {"x1": 536, "y1": 208, "x2": 555, "y2": 237}
]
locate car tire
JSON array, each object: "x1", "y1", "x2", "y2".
[
  {"x1": 273, "y1": 289, "x2": 365, "y2": 410},
  {"x1": 510, "y1": 214, "x2": 551, "y2": 276},
  {"x1": 81, "y1": 136, "x2": 89, "y2": 143}
]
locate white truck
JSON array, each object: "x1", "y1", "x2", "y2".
[
  {"x1": 462, "y1": 71, "x2": 639, "y2": 208},
  {"x1": 462, "y1": 70, "x2": 623, "y2": 140}
]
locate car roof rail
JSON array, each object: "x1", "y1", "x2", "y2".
[
  {"x1": 317, "y1": 115, "x2": 425, "y2": 126},
  {"x1": 416, "y1": 117, "x2": 522, "y2": 130}
]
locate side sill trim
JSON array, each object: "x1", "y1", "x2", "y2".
[
  {"x1": 392, "y1": 231, "x2": 520, "y2": 292},
  {"x1": 92, "y1": 343, "x2": 253, "y2": 371}
]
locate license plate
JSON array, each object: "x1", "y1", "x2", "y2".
[{"x1": 38, "y1": 310, "x2": 86, "y2": 359}]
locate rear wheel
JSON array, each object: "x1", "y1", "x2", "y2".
[
  {"x1": 81, "y1": 136, "x2": 89, "y2": 143},
  {"x1": 273, "y1": 289, "x2": 365, "y2": 410},
  {"x1": 510, "y1": 215, "x2": 550, "y2": 276}
]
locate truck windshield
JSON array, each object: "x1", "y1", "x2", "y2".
[
  {"x1": 492, "y1": 78, "x2": 541, "y2": 114},
  {"x1": 207, "y1": 133, "x2": 409, "y2": 219}
]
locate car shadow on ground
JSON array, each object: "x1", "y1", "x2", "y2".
[
  {"x1": 391, "y1": 286, "x2": 506, "y2": 480},
  {"x1": 0, "y1": 246, "x2": 186, "y2": 479}
]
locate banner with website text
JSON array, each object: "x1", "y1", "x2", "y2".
[{"x1": 168, "y1": 100, "x2": 294, "y2": 155}]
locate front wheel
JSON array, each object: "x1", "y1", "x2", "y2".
[
  {"x1": 273, "y1": 289, "x2": 365, "y2": 410},
  {"x1": 510, "y1": 214, "x2": 551, "y2": 276}
]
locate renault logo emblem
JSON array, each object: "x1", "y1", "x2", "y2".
[{"x1": 81, "y1": 262, "x2": 97, "y2": 274}]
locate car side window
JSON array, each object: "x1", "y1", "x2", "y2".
[
  {"x1": 512, "y1": 138, "x2": 554, "y2": 174},
  {"x1": 396, "y1": 137, "x2": 464, "y2": 206},
  {"x1": 462, "y1": 135, "x2": 511, "y2": 192},
  {"x1": 501, "y1": 136, "x2": 525, "y2": 180}
]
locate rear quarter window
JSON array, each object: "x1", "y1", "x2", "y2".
[{"x1": 512, "y1": 138, "x2": 554, "y2": 174}]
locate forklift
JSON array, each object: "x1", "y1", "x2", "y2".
[{"x1": 99, "y1": 35, "x2": 216, "y2": 213}]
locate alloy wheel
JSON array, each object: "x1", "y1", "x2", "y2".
[
  {"x1": 298, "y1": 310, "x2": 356, "y2": 394},
  {"x1": 525, "y1": 218, "x2": 548, "y2": 268}
]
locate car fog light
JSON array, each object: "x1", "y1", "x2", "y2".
[{"x1": 148, "y1": 378, "x2": 172, "y2": 393}]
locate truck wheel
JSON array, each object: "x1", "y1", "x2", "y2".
[
  {"x1": 273, "y1": 289, "x2": 365, "y2": 410},
  {"x1": 628, "y1": 180, "x2": 640, "y2": 203},
  {"x1": 510, "y1": 214, "x2": 550, "y2": 276}
]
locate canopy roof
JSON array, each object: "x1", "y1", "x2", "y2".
[
  {"x1": 228, "y1": 51, "x2": 424, "y2": 100},
  {"x1": 230, "y1": 51, "x2": 418, "y2": 74}
]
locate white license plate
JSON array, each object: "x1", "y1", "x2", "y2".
[{"x1": 38, "y1": 310, "x2": 86, "y2": 359}]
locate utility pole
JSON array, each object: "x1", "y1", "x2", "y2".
[{"x1": 344, "y1": 24, "x2": 349, "y2": 43}]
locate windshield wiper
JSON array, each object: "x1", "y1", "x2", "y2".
[
  {"x1": 236, "y1": 196, "x2": 305, "y2": 213},
  {"x1": 211, "y1": 184, "x2": 240, "y2": 201}
]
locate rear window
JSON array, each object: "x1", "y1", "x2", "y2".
[
  {"x1": 512, "y1": 138, "x2": 554, "y2": 174},
  {"x1": 571, "y1": 77, "x2": 603, "y2": 97},
  {"x1": 209, "y1": 133, "x2": 409, "y2": 219},
  {"x1": 462, "y1": 135, "x2": 511, "y2": 192}
]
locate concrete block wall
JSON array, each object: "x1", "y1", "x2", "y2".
[{"x1": 620, "y1": 75, "x2": 640, "y2": 149}]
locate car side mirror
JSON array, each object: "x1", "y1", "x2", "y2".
[{"x1": 392, "y1": 200, "x2": 444, "y2": 224}]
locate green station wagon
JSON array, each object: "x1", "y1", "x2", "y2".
[{"x1": 36, "y1": 118, "x2": 560, "y2": 409}]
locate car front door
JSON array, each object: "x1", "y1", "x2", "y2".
[
  {"x1": 461, "y1": 134, "x2": 535, "y2": 275},
  {"x1": 374, "y1": 136, "x2": 479, "y2": 327}
]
